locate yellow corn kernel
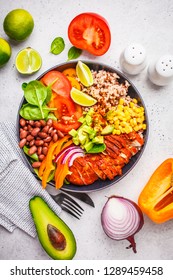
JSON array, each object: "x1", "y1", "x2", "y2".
[
  {"x1": 142, "y1": 124, "x2": 147, "y2": 130},
  {"x1": 119, "y1": 98, "x2": 125, "y2": 105},
  {"x1": 113, "y1": 129, "x2": 121, "y2": 135},
  {"x1": 135, "y1": 107, "x2": 142, "y2": 113},
  {"x1": 117, "y1": 104, "x2": 123, "y2": 111},
  {"x1": 132, "y1": 98, "x2": 138, "y2": 104},
  {"x1": 136, "y1": 117, "x2": 143, "y2": 123},
  {"x1": 130, "y1": 102, "x2": 136, "y2": 108},
  {"x1": 124, "y1": 126, "x2": 133, "y2": 134}
]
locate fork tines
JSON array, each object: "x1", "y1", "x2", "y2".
[{"x1": 52, "y1": 193, "x2": 84, "y2": 219}]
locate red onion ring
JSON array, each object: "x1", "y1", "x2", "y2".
[{"x1": 101, "y1": 195, "x2": 144, "y2": 253}]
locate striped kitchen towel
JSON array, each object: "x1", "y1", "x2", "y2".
[{"x1": 0, "y1": 121, "x2": 61, "y2": 238}]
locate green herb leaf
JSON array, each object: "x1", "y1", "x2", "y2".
[
  {"x1": 19, "y1": 104, "x2": 53, "y2": 120},
  {"x1": 67, "y1": 46, "x2": 82, "y2": 61},
  {"x1": 22, "y1": 82, "x2": 27, "y2": 90},
  {"x1": 88, "y1": 143, "x2": 106, "y2": 153},
  {"x1": 50, "y1": 37, "x2": 65, "y2": 55},
  {"x1": 23, "y1": 81, "x2": 48, "y2": 119}
]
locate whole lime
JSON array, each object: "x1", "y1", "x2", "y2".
[
  {"x1": 3, "y1": 9, "x2": 34, "y2": 41},
  {"x1": 0, "y1": 38, "x2": 12, "y2": 67}
]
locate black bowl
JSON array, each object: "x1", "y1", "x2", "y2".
[{"x1": 17, "y1": 60, "x2": 149, "y2": 193}]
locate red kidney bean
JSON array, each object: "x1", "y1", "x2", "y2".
[
  {"x1": 28, "y1": 146, "x2": 37, "y2": 155},
  {"x1": 40, "y1": 120, "x2": 46, "y2": 127},
  {"x1": 34, "y1": 121, "x2": 42, "y2": 127},
  {"x1": 37, "y1": 146, "x2": 43, "y2": 155},
  {"x1": 43, "y1": 142, "x2": 49, "y2": 147},
  {"x1": 53, "y1": 133, "x2": 58, "y2": 142},
  {"x1": 48, "y1": 126, "x2": 54, "y2": 134},
  {"x1": 38, "y1": 132, "x2": 48, "y2": 139},
  {"x1": 19, "y1": 118, "x2": 26, "y2": 127},
  {"x1": 20, "y1": 130, "x2": 28, "y2": 139},
  {"x1": 23, "y1": 126, "x2": 28, "y2": 131},
  {"x1": 35, "y1": 139, "x2": 44, "y2": 146},
  {"x1": 32, "y1": 161, "x2": 41, "y2": 168},
  {"x1": 39, "y1": 154, "x2": 45, "y2": 161},
  {"x1": 44, "y1": 136, "x2": 52, "y2": 143},
  {"x1": 42, "y1": 125, "x2": 50, "y2": 133},
  {"x1": 19, "y1": 138, "x2": 27, "y2": 148},
  {"x1": 31, "y1": 127, "x2": 40, "y2": 137},
  {"x1": 29, "y1": 140, "x2": 35, "y2": 147},
  {"x1": 28, "y1": 120, "x2": 34, "y2": 126},
  {"x1": 42, "y1": 147, "x2": 48, "y2": 156},
  {"x1": 57, "y1": 130, "x2": 64, "y2": 138},
  {"x1": 26, "y1": 135, "x2": 34, "y2": 142},
  {"x1": 46, "y1": 119, "x2": 53, "y2": 126}
]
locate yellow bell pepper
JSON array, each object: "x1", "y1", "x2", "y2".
[{"x1": 138, "y1": 158, "x2": 173, "y2": 223}]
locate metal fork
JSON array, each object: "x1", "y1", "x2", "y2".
[{"x1": 50, "y1": 192, "x2": 84, "y2": 219}]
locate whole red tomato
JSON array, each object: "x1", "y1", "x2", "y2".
[{"x1": 68, "y1": 13, "x2": 111, "y2": 56}]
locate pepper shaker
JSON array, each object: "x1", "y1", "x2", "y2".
[
  {"x1": 148, "y1": 55, "x2": 173, "y2": 86},
  {"x1": 120, "y1": 43, "x2": 147, "y2": 75}
]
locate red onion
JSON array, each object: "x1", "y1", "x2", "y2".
[
  {"x1": 101, "y1": 195, "x2": 144, "y2": 253},
  {"x1": 54, "y1": 144, "x2": 84, "y2": 166},
  {"x1": 62, "y1": 149, "x2": 84, "y2": 165},
  {"x1": 68, "y1": 152, "x2": 85, "y2": 166}
]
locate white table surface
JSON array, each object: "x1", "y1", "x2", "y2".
[{"x1": 0, "y1": 0, "x2": 173, "y2": 260}]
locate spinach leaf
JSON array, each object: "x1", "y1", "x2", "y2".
[
  {"x1": 88, "y1": 144, "x2": 106, "y2": 153},
  {"x1": 50, "y1": 37, "x2": 65, "y2": 55},
  {"x1": 67, "y1": 46, "x2": 82, "y2": 61},
  {"x1": 23, "y1": 81, "x2": 48, "y2": 119},
  {"x1": 19, "y1": 103, "x2": 53, "y2": 120}
]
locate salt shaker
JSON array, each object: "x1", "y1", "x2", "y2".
[
  {"x1": 120, "y1": 43, "x2": 147, "y2": 75},
  {"x1": 148, "y1": 55, "x2": 173, "y2": 86}
]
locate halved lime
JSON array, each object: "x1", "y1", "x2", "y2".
[
  {"x1": 70, "y1": 87, "x2": 97, "y2": 106},
  {"x1": 15, "y1": 47, "x2": 42, "y2": 74},
  {"x1": 76, "y1": 61, "x2": 93, "y2": 87}
]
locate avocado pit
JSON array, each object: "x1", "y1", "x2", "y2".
[{"x1": 47, "y1": 224, "x2": 66, "y2": 250}]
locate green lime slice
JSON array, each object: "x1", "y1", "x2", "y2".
[
  {"x1": 15, "y1": 47, "x2": 42, "y2": 74},
  {"x1": 70, "y1": 87, "x2": 97, "y2": 106},
  {"x1": 76, "y1": 61, "x2": 93, "y2": 87}
]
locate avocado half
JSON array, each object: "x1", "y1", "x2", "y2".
[{"x1": 29, "y1": 196, "x2": 77, "y2": 260}]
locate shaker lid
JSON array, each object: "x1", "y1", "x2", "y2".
[
  {"x1": 124, "y1": 43, "x2": 146, "y2": 65},
  {"x1": 155, "y1": 55, "x2": 173, "y2": 77}
]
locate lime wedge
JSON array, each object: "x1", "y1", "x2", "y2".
[
  {"x1": 15, "y1": 47, "x2": 42, "y2": 74},
  {"x1": 70, "y1": 87, "x2": 97, "y2": 106},
  {"x1": 76, "y1": 61, "x2": 93, "y2": 87}
]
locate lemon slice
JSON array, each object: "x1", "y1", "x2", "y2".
[
  {"x1": 76, "y1": 61, "x2": 93, "y2": 87},
  {"x1": 15, "y1": 47, "x2": 42, "y2": 74},
  {"x1": 70, "y1": 87, "x2": 97, "y2": 106}
]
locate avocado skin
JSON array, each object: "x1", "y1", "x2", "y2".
[{"x1": 29, "y1": 196, "x2": 77, "y2": 260}]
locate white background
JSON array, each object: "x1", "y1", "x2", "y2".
[{"x1": 0, "y1": 0, "x2": 173, "y2": 262}]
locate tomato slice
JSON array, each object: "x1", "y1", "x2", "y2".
[
  {"x1": 53, "y1": 96, "x2": 76, "y2": 119},
  {"x1": 40, "y1": 70, "x2": 72, "y2": 98},
  {"x1": 51, "y1": 95, "x2": 83, "y2": 133},
  {"x1": 68, "y1": 13, "x2": 111, "y2": 56},
  {"x1": 53, "y1": 120, "x2": 81, "y2": 133}
]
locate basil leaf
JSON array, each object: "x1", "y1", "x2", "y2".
[
  {"x1": 50, "y1": 37, "x2": 65, "y2": 55},
  {"x1": 67, "y1": 46, "x2": 82, "y2": 61}
]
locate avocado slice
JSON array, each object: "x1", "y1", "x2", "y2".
[
  {"x1": 29, "y1": 196, "x2": 77, "y2": 260},
  {"x1": 101, "y1": 125, "x2": 114, "y2": 135}
]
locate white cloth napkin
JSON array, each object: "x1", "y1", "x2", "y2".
[{"x1": 0, "y1": 121, "x2": 61, "y2": 238}]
